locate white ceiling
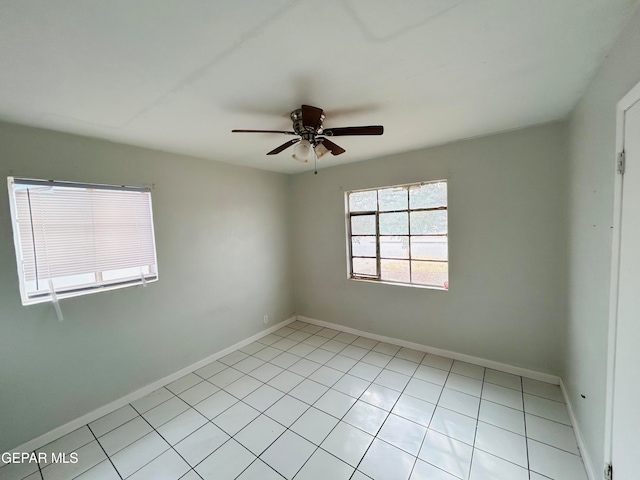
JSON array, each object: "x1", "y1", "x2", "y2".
[{"x1": 0, "y1": 0, "x2": 637, "y2": 174}]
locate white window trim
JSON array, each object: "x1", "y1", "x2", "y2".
[
  {"x1": 345, "y1": 179, "x2": 449, "y2": 290},
  {"x1": 7, "y1": 177, "x2": 159, "y2": 305}
]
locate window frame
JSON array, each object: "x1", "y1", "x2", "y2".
[
  {"x1": 345, "y1": 180, "x2": 448, "y2": 290},
  {"x1": 7, "y1": 177, "x2": 159, "y2": 305}
]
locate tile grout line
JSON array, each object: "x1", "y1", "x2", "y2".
[
  {"x1": 33, "y1": 428, "x2": 96, "y2": 475},
  {"x1": 88, "y1": 412, "x2": 164, "y2": 459},
  {"x1": 312, "y1": 363, "x2": 393, "y2": 478},
  {"x1": 84, "y1": 423, "x2": 124, "y2": 480},
  {"x1": 466, "y1": 366, "x2": 486, "y2": 479},
  {"x1": 35, "y1": 447, "x2": 44, "y2": 480},
  {"x1": 521, "y1": 374, "x2": 532, "y2": 480},
  {"x1": 410, "y1": 359, "x2": 471, "y2": 480},
  {"x1": 405, "y1": 360, "x2": 450, "y2": 480},
  {"x1": 128, "y1": 401, "x2": 198, "y2": 479},
  {"x1": 348, "y1": 346, "x2": 431, "y2": 478}
]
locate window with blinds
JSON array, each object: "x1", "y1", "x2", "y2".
[
  {"x1": 346, "y1": 180, "x2": 448, "y2": 289},
  {"x1": 7, "y1": 177, "x2": 158, "y2": 305}
]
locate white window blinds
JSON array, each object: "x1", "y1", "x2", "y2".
[{"x1": 8, "y1": 177, "x2": 158, "y2": 305}]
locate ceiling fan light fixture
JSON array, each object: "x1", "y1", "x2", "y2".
[
  {"x1": 292, "y1": 139, "x2": 312, "y2": 162},
  {"x1": 314, "y1": 142, "x2": 330, "y2": 159}
]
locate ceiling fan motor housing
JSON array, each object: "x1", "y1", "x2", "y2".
[{"x1": 291, "y1": 108, "x2": 325, "y2": 141}]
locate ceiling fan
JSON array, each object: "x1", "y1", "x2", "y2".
[{"x1": 232, "y1": 105, "x2": 383, "y2": 169}]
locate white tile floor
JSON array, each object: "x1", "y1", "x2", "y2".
[{"x1": 1, "y1": 321, "x2": 589, "y2": 480}]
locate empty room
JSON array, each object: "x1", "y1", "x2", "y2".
[{"x1": 1, "y1": 1, "x2": 639, "y2": 480}]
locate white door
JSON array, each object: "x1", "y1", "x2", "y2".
[{"x1": 611, "y1": 98, "x2": 640, "y2": 478}]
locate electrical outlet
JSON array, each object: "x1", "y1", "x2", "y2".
[{"x1": 263, "y1": 315, "x2": 269, "y2": 324}]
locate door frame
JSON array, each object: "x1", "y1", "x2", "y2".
[{"x1": 604, "y1": 80, "x2": 640, "y2": 467}]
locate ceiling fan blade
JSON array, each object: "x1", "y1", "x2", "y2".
[
  {"x1": 232, "y1": 129, "x2": 297, "y2": 135},
  {"x1": 267, "y1": 138, "x2": 300, "y2": 155},
  {"x1": 317, "y1": 138, "x2": 346, "y2": 156},
  {"x1": 301, "y1": 105, "x2": 324, "y2": 130},
  {"x1": 322, "y1": 126, "x2": 384, "y2": 136}
]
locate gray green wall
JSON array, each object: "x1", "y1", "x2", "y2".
[
  {"x1": 563, "y1": 7, "x2": 640, "y2": 472},
  {"x1": 0, "y1": 122, "x2": 295, "y2": 452},
  {"x1": 291, "y1": 123, "x2": 568, "y2": 375}
]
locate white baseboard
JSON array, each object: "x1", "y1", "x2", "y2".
[
  {"x1": 560, "y1": 378, "x2": 596, "y2": 480},
  {"x1": 297, "y1": 315, "x2": 560, "y2": 385},
  {"x1": 8, "y1": 316, "x2": 296, "y2": 456}
]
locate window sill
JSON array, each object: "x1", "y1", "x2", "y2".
[
  {"x1": 22, "y1": 277, "x2": 158, "y2": 306},
  {"x1": 348, "y1": 277, "x2": 447, "y2": 291}
]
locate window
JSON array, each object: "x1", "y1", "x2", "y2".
[
  {"x1": 346, "y1": 180, "x2": 448, "y2": 289},
  {"x1": 7, "y1": 177, "x2": 158, "y2": 305}
]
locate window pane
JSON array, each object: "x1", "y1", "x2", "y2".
[
  {"x1": 380, "y1": 236, "x2": 409, "y2": 259},
  {"x1": 409, "y1": 182, "x2": 447, "y2": 209},
  {"x1": 410, "y1": 236, "x2": 448, "y2": 261},
  {"x1": 349, "y1": 190, "x2": 377, "y2": 212},
  {"x1": 381, "y1": 259, "x2": 410, "y2": 283},
  {"x1": 352, "y1": 258, "x2": 377, "y2": 276},
  {"x1": 102, "y1": 265, "x2": 151, "y2": 282},
  {"x1": 411, "y1": 261, "x2": 448, "y2": 288},
  {"x1": 26, "y1": 272, "x2": 97, "y2": 296},
  {"x1": 380, "y1": 212, "x2": 408, "y2": 235},
  {"x1": 410, "y1": 210, "x2": 447, "y2": 234},
  {"x1": 351, "y1": 236, "x2": 376, "y2": 257},
  {"x1": 378, "y1": 187, "x2": 408, "y2": 211},
  {"x1": 351, "y1": 215, "x2": 376, "y2": 235}
]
